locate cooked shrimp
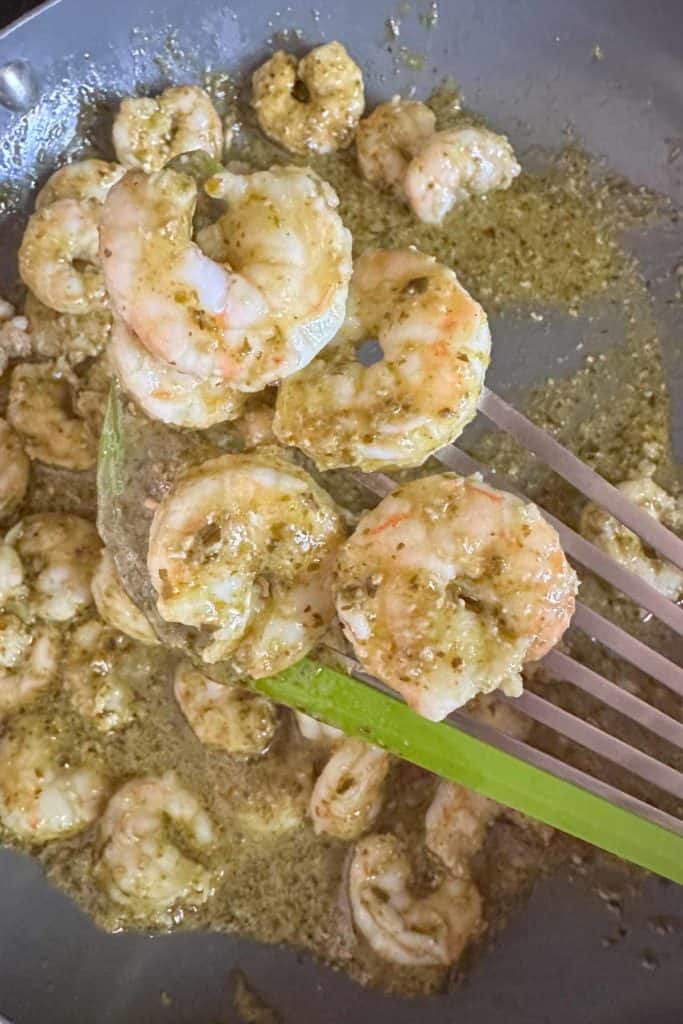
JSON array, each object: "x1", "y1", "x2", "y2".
[
  {"x1": 24, "y1": 290, "x2": 112, "y2": 365},
  {"x1": 235, "y1": 768, "x2": 312, "y2": 839},
  {"x1": 113, "y1": 85, "x2": 223, "y2": 174},
  {"x1": 336, "y1": 473, "x2": 577, "y2": 721},
  {"x1": 356, "y1": 97, "x2": 436, "y2": 197},
  {"x1": 173, "y1": 660, "x2": 277, "y2": 756},
  {"x1": 100, "y1": 165, "x2": 352, "y2": 390},
  {"x1": 252, "y1": 42, "x2": 364, "y2": 155},
  {"x1": 234, "y1": 397, "x2": 276, "y2": 450},
  {"x1": 295, "y1": 710, "x2": 344, "y2": 746},
  {"x1": 7, "y1": 361, "x2": 97, "y2": 470},
  {"x1": 309, "y1": 738, "x2": 390, "y2": 840},
  {"x1": 580, "y1": 477, "x2": 683, "y2": 600},
  {"x1": 0, "y1": 304, "x2": 32, "y2": 376},
  {"x1": 62, "y1": 619, "x2": 138, "y2": 732},
  {"x1": 0, "y1": 711, "x2": 109, "y2": 843},
  {"x1": 0, "y1": 613, "x2": 60, "y2": 718},
  {"x1": 348, "y1": 833, "x2": 482, "y2": 966},
  {"x1": 425, "y1": 782, "x2": 498, "y2": 877},
  {"x1": 91, "y1": 549, "x2": 158, "y2": 645},
  {"x1": 404, "y1": 126, "x2": 521, "y2": 224},
  {"x1": 274, "y1": 248, "x2": 490, "y2": 471},
  {"x1": 110, "y1": 318, "x2": 246, "y2": 429},
  {"x1": 0, "y1": 542, "x2": 24, "y2": 604},
  {"x1": 147, "y1": 448, "x2": 346, "y2": 674},
  {"x1": 5, "y1": 513, "x2": 100, "y2": 623},
  {"x1": 0, "y1": 419, "x2": 29, "y2": 520},
  {"x1": 36, "y1": 159, "x2": 125, "y2": 209},
  {"x1": 19, "y1": 198, "x2": 105, "y2": 314},
  {"x1": 94, "y1": 771, "x2": 216, "y2": 925}
]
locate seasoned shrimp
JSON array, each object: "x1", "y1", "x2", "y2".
[
  {"x1": 100, "y1": 165, "x2": 352, "y2": 390},
  {"x1": 147, "y1": 448, "x2": 346, "y2": 674},
  {"x1": 235, "y1": 767, "x2": 312, "y2": 839},
  {"x1": 0, "y1": 612, "x2": 60, "y2": 718},
  {"x1": 19, "y1": 198, "x2": 105, "y2": 314},
  {"x1": 0, "y1": 711, "x2": 109, "y2": 843},
  {"x1": 404, "y1": 126, "x2": 521, "y2": 224},
  {"x1": 173, "y1": 660, "x2": 277, "y2": 756},
  {"x1": 5, "y1": 513, "x2": 100, "y2": 623},
  {"x1": 234, "y1": 397, "x2": 276, "y2": 450},
  {"x1": 295, "y1": 710, "x2": 344, "y2": 746},
  {"x1": 274, "y1": 248, "x2": 490, "y2": 471},
  {"x1": 7, "y1": 361, "x2": 97, "y2": 470},
  {"x1": 356, "y1": 97, "x2": 436, "y2": 197},
  {"x1": 62, "y1": 619, "x2": 138, "y2": 732},
  {"x1": 309, "y1": 738, "x2": 390, "y2": 840},
  {"x1": 110, "y1": 318, "x2": 246, "y2": 428},
  {"x1": 348, "y1": 833, "x2": 482, "y2": 966},
  {"x1": 425, "y1": 782, "x2": 498, "y2": 877},
  {"x1": 0, "y1": 419, "x2": 29, "y2": 520},
  {"x1": 24, "y1": 291, "x2": 112, "y2": 365},
  {"x1": 252, "y1": 42, "x2": 364, "y2": 155},
  {"x1": 336, "y1": 474, "x2": 577, "y2": 721},
  {"x1": 113, "y1": 85, "x2": 223, "y2": 174},
  {"x1": 94, "y1": 771, "x2": 216, "y2": 925},
  {"x1": 91, "y1": 549, "x2": 158, "y2": 645},
  {"x1": 36, "y1": 159, "x2": 125, "y2": 209},
  {"x1": 580, "y1": 477, "x2": 683, "y2": 600},
  {"x1": 0, "y1": 303, "x2": 32, "y2": 376}
]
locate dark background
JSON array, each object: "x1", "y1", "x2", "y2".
[{"x1": 2, "y1": 2, "x2": 37, "y2": 29}]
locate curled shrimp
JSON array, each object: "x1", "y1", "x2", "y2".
[
  {"x1": 7, "y1": 361, "x2": 97, "y2": 471},
  {"x1": 336, "y1": 473, "x2": 577, "y2": 721},
  {"x1": 0, "y1": 611, "x2": 60, "y2": 719},
  {"x1": 274, "y1": 247, "x2": 490, "y2": 471},
  {"x1": 580, "y1": 477, "x2": 683, "y2": 600},
  {"x1": 348, "y1": 833, "x2": 482, "y2": 966},
  {"x1": 110, "y1": 318, "x2": 246, "y2": 428},
  {"x1": 63, "y1": 619, "x2": 139, "y2": 733},
  {"x1": 173, "y1": 660, "x2": 277, "y2": 756},
  {"x1": 0, "y1": 419, "x2": 29, "y2": 520},
  {"x1": 425, "y1": 782, "x2": 498, "y2": 878},
  {"x1": 36, "y1": 159, "x2": 125, "y2": 209},
  {"x1": 113, "y1": 85, "x2": 223, "y2": 174},
  {"x1": 309, "y1": 737, "x2": 390, "y2": 840},
  {"x1": 24, "y1": 290, "x2": 112, "y2": 365},
  {"x1": 91, "y1": 549, "x2": 158, "y2": 645},
  {"x1": 0, "y1": 711, "x2": 109, "y2": 843},
  {"x1": 404, "y1": 126, "x2": 521, "y2": 224},
  {"x1": 94, "y1": 771, "x2": 216, "y2": 926},
  {"x1": 252, "y1": 42, "x2": 364, "y2": 155},
  {"x1": 100, "y1": 165, "x2": 352, "y2": 390},
  {"x1": 147, "y1": 448, "x2": 346, "y2": 674},
  {"x1": 356, "y1": 97, "x2": 436, "y2": 198}
]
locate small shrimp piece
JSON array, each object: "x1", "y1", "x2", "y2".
[
  {"x1": 0, "y1": 419, "x2": 29, "y2": 520},
  {"x1": 19, "y1": 198, "x2": 105, "y2": 314},
  {"x1": 94, "y1": 771, "x2": 216, "y2": 925},
  {"x1": 274, "y1": 248, "x2": 490, "y2": 471},
  {"x1": 0, "y1": 612, "x2": 60, "y2": 718},
  {"x1": 147, "y1": 448, "x2": 346, "y2": 675},
  {"x1": 252, "y1": 42, "x2": 364, "y2": 155},
  {"x1": 24, "y1": 290, "x2": 112, "y2": 365},
  {"x1": 91, "y1": 549, "x2": 158, "y2": 645},
  {"x1": 35, "y1": 159, "x2": 126, "y2": 209},
  {"x1": 174, "y1": 660, "x2": 277, "y2": 756},
  {"x1": 309, "y1": 738, "x2": 390, "y2": 840},
  {"x1": 234, "y1": 397, "x2": 276, "y2": 450},
  {"x1": 7, "y1": 361, "x2": 97, "y2": 471},
  {"x1": 0, "y1": 712, "x2": 109, "y2": 843},
  {"x1": 0, "y1": 306, "x2": 32, "y2": 376},
  {"x1": 336, "y1": 474, "x2": 577, "y2": 721},
  {"x1": 62, "y1": 619, "x2": 139, "y2": 732},
  {"x1": 295, "y1": 710, "x2": 344, "y2": 746},
  {"x1": 235, "y1": 768, "x2": 312, "y2": 839},
  {"x1": 404, "y1": 126, "x2": 521, "y2": 224},
  {"x1": 5, "y1": 513, "x2": 101, "y2": 623},
  {"x1": 425, "y1": 782, "x2": 498, "y2": 877},
  {"x1": 356, "y1": 96, "x2": 436, "y2": 198},
  {"x1": 580, "y1": 477, "x2": 683, "y2": 600},
  {"x1": 110, "y1": 318, "x2": 246, "y2": 429},
  {"x1": 113, "y1": 85, "x2": 223, "y2": 174},
  {"x1": 100, "y1": 165, "x2": 352, "y2": 390},
  {"x1": 348, "y1": 833, "x2": 482, "y2": 966}
]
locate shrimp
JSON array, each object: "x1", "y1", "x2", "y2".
[
  {"x1": 100, "y1": 165, "x2": 352, "y2": 390},
  {"x1": 235, "y1": 768, "x2": 312, "y2": 839},
  {"x1": 274, "y1": 248, "x2": 491, "y2": 471},
  {"x1": 91, "y1": 549, "x2": 158, "y2": 645},
  {"x1": 0, "y1": 304, "x2": 32, "y2": 376},
  {"x1": 24, "y1": 290, "x2": 112, "y2": 365},
  {"x1": 425, "y1": 782, "x2": 498, "y2": 878},
  {"x1": 94, "y1": 771, "x2": 216, "y2": 925},
  {"x1": 356, "y1": 97, "x2": 436, "y2": 198},
  {"x1": 309, "y1": 738, "x2": 390, "y2": 840},
  {"x1": 36, "y1": 159, "x2": 125, "y2": 209},
  {"x1": 113, "y1": 85, "x2": 223, "y2": 174},
  {"x1": 5, "y1": 513, "x2": 101, "y2": 623},
  {"x1": 580, "y1": 477, "x2": 683, "y2": 600},
  {"x1": 295, "y1": 710, "x2": 344, "y2": 746},
  {"x1": 147, "y1": 448, "x2": 346, "y2": 675},
  {"x1": 0, "y1": 419, "x2": 29, "y2": 520},
  {"x1": 348, "y1": 833, "x2": 482, "y2": 966},
  {"x1": 251, "y1": 42, "x2": 364, "y2": 155},
  {"x1": 174, "y1": 660, "x2": 277, "y2": 756},
  {"x1": 7, "y1": 361, "x2": 97, "y2": 471},
  {"x1": 404, "y1": 126, "x2": 521, "y2": 224},
  {"x1": 0, "y1": 711, "x2": 109, "y2": 843},
  {"x1": 62, "y1": 619, "x2": 139, "y2": 732},
  {"x1": 0, "y1": 612, "x2": 60, "y2": 718},
  {"x1": 335, "y1": 473, "x2": 577, "y2": 721},
  {"x1": 234, "y1": 397, "x2": 277, "y2": 450},
  {"x1": 110, "y1": 318, "x2": 246, "y2": 429}
]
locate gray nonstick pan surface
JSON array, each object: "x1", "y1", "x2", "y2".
[{"x1": 0, "y1": 1, "x2": 681, "y2": 1021}]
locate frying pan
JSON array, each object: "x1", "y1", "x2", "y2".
[{"x1": 0, "y1": 1, "x2": 681, "y2": 1021}]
